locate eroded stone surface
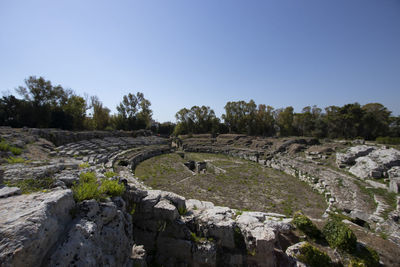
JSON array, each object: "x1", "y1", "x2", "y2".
[{"x1": 0, "y1": 189, "x2": 75, "y2": 267}]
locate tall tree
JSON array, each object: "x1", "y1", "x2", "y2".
[
  {"x1": 275, "y1": 106, "x2": 294, "y2": 136},
  {"x1": 116, "y1": 92, "x2": 152, "y2": 130}
]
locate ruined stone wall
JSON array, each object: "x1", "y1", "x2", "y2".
[{"x1": 28, "y1": 128, "x2": 152, "y2": 146}]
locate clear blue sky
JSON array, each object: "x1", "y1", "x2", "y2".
[{"x1": 1, "y1": 0, "x2": 399, "y2": 122}]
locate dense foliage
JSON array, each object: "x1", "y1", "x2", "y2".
[
  {"x1": 72, "y1": 172, "x2": 125, "y2": 202},
  {"x1": 322, "y1": 218, "x2": 357, "y2": 252},
  {"x1": 292, "y1": 212, "x2": 322, "y2": 240},
  {"x1": 1, "y1": 76, "x2": 399, "y2": 140},
  {"x1": 297, "y1": 242, "x2": 332, "y2": 267}
]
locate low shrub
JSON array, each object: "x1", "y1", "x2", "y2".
[
  {"x1": 322, "y1": 218, "x2": 357, "y2": 252},
  {"x1": 72, "y1": 179, "x2": 101, "y2": 202},
  {"x1": 79, "y1": 172, "x2": 96, "y2": 183},
  {"x1": 99, "y1": 179, "x2": 125, "y2": 197},
  {"x1": 72, "y1": 172, "x2": 125, "y2": 202},
  {"x1": 297, "y1": 242, "x2": 332, "y2": 267},
  {"x1": 292, "y1": 212, "x2": 322, "y2": 240}
]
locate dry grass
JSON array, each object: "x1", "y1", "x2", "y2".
[{"x1": 135, "y1": 152, "x2": 327, "y2": 217}]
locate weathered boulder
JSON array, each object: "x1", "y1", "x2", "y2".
[
  {"x1": 0, "y1": 189, "x2": 75, "y2": 267},
  {"x1": 153, "y1": 200, "x2": 179, "y2": 221},
  {"x1": 285, "y1": 242, "x2": 307, "y2": 267},
  {"x1": 0, "y1": 186, "x2": 21, "y2": 198},
  {"x1": 336, "y1": 145, "x2": 375, "y2": 166},
  {"x1": 349, "y1": 156, "x2": 382, "y2": 179},
  {"x1": 388, "y1": 166, "x2": 400, "y2": 179},
  {"x1": 195, "y1": 206, "x2": 236, "y2": 249},
  {"x1": 46, "y1": 198, "x2": 133, "y2": 267},
  {"x1": 389, "y1": 178, "x2": 400, "y2": 193},
  {"x1": 349, "y1": 148, "x2": 400, "y2": 179}
]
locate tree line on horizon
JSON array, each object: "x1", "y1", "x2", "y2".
[{"x1": 1, "y1": 76, "x2": 399, "y2": 140}]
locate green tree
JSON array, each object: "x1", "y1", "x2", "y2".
[
  {"x1": 174, "y1": 106, "x2": 220, "y2": 135},
  {"x1": 116, "y1": 92, "x2": 152, "y2": 130},
  {"x1": 222, "y1": 100, "x2": 257, "y2": 134},
  {"x1": 361, "y1": 103, "x2": 391, "y2": 140},
  {"x1": 275, "y1": 106, "x2": 294, "y2": 136},
  {"x1": 89, "y1": 96, "x2": 110, "y2": 130}
]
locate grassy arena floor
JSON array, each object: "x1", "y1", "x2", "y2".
[{"x1": 135, "y1": 152, "x2": 327, "y2": 218}]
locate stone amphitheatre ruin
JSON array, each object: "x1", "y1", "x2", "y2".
[{"x1": 0, "y1": 127, "x2": 399, "y2": 266}]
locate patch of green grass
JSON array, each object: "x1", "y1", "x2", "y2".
[
  {"x1": 0, "y1": 140, "x2": 23, "y2": 155},
  {"x1": 297, "y1": 242, "x2": 332, "y2": 267},
  {"x1": 235, "y1": 210, "x2": 243, "y2": 216},
  {"x1": 79, "y1": 162, "x2": 90, "y2": 169},
  {"x1": 5, "y1": 177, "x2": 55, "y2": 194},
  {"x1": 354, "y1": 180, "x2": 397, "y2": 219},
  {"x1": 376, "y1": 136, "x2": 400, "y2": 145},
  {"x1": 323, "y1": 218, "x2": 357, "y2": 253},
  {"x1": 6, "y1": 156, "x2": 26, "y2": 164},
  {"x1": 104, "y1": 171, "x2": 117, "y2": 178},
  {"x1": 190, "y1": 232, "x2": 205, "y2": 243},
  {"x1": 178, "y1": 206, "x2": 187, "y2": 215}
]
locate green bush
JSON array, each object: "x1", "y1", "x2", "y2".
[
  {"x1": 292, "y1": 212, "x2": 322, "y2": 239},
  {"x1": 79, "y1": 172, "x2": 97, "y2": 183},
  {"x1": 376, "y1": 136, "x2": 400, "y2": 145},
  {"x1": 72, "y1": 179, "x2": 101, "y2": 202},
  {"x1": 297, "y1": 242, "x2": 332, "y2": 267},
  {"x1": 322, "y1": 218, "x2": 357, "y2": 252},
  {"x1": 104, "y1": 171, "x2": 117, "y2": 178},
  {"x1": 72, "y1": 172, "x2": 125, "y2": 202},
  {"x1": 99, "y1": 179, "x2": 125, "y2": 197}
]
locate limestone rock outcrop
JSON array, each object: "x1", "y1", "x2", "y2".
[
  {"x1": 46, "y1": 198, "x2": 133, "y2": 267},
  {"x1": 349, "y1": 148, "x2": 400, "y2": 179},
  {"x1": 0, "y1": 189, "x2": 75, "y2": 267},
  {"x1": 335, "y1": 145, "x2": 375, "y2": 167}
]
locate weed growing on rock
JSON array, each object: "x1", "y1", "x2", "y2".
[
  {"x1": 297, "y1": 242, "x2": 332, "y2": 267},
  {"x1": 5, "y1": 177, "x2": 55, "y2": 194},
  {"x1": 323, "y1": 218, "x2": 357, "y2": 252},
  {"x1": 178, "y1": 206, "x2": 187, "y2": 215},
  {"x1": 292, "y1": 212, "x2": 322, "y2": 240},
  {"x1": 6, "y1": 156, "x2": 26, "y2": 164}
]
